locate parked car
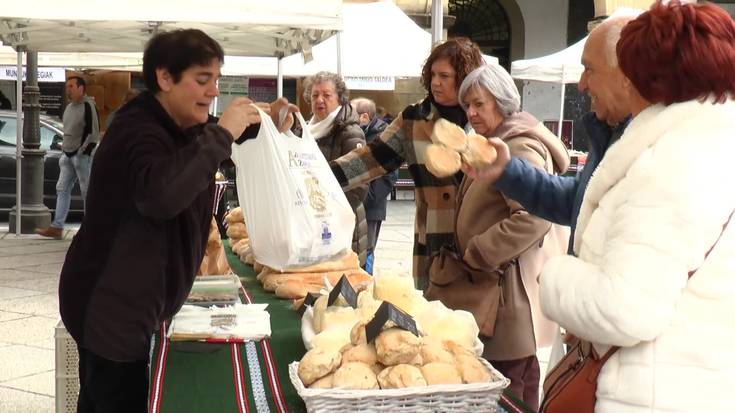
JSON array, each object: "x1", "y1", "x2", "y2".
[{"x1": 0, "y1": 110, "x2": 84, "y2": 219}]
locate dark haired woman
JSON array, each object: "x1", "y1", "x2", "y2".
[{"x1": 329, "y1": 37, "x2": 484, "y2": 289}]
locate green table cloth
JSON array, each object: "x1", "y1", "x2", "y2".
[{"x1": 148, "y1": 241, "x2": 536, "y2": 413}]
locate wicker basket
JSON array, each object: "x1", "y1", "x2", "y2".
[
  {"x1": 289, "y1": 358, "x2": 510, "y2": 413},
  {"x1": 55, "y1": 321, "x2": 79, "y2": 413}
]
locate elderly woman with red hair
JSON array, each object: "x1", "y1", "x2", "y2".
[{"x1": 538, "y1": 1, "x2": 735, "y2": 412}]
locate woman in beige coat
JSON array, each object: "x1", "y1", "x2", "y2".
[{"x1": 425, "y1": 64, "x2": 569, "y2": 410}]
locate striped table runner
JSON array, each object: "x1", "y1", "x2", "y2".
[{"x1": 148, "y1": 241, "x2": 535, "y2": 413}]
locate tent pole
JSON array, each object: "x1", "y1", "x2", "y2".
[
  {"x1": 277, "y1": 57, "x2": 283, "y2": 98},
  {"x1": 557, "y1": 66, "x2": 566, "y2": 146},
  {"x1": 336, "y1": 32, "x2": 343, "y2": 76},
  {"x1": 15, "y1": 49, "x2": 23, "y2": 236},
  {"x1": 557, "y1": 83, "x2": 565, "y2": 141},
  {"x1": 431, "y1": 0, "x2": 443, "y2": 45}
]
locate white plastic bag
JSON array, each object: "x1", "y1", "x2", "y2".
[{"x1": 231, "y1": 106, "x2": 355, "y2": 271}]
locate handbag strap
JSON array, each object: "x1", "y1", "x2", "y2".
[{"x1": 593, "y1": 207, "x2": 735, "y2": 362}]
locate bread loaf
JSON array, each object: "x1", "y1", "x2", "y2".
[
  {"x1": 225, "y1": 207, "x2": 244, "y2": 224},
  {"x1": 226, "y1": 222, "x2": 248, "y2": 240},
  {"x1": 282, "y1": 250, "x2": 360, "y2": 273},
  {"x1": 275, "y1": 281, "x2": 323, "y2": 299}
]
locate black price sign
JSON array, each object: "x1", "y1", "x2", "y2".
[
  {"x1": 327, "y1": 275, "x2": 357, "y2": 308},
  {"x1": 365, "y1": 301, "x2": 419, "y2": 343},
  {"x1": 297, "y1": 292, "x2": 321, "y2": 317}
]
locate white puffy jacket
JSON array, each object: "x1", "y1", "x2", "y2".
[{"x1": 540, "y1": 98, "x2": 735, "y2": 413}]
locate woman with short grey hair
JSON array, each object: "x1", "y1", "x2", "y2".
[
  {"x1": 458, "y1": 63, "x2": 521, "y2": 117},
  {"x1": 426, "y1": 63, "x2": 570, "y2": 410},
  {"x1": 301, "y1": 71, "x2": 368, "y2": 266}
]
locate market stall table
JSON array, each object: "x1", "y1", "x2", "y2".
[{"x1": 147, "y1": 241, "x2": 536, "y2": 412}]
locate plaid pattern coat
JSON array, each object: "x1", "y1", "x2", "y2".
[{"x1": 330, "y1": 97, "x2": 466, "y2": 289}]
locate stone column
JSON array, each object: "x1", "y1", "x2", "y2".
[{"x1": 9, "y1": 51, "x2": 52, "y2": 233}]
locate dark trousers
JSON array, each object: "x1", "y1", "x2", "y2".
[
  {"x1": 365, "y1": 220, "x2": 383, "y2": 274},
  {"x1": 77, "y1": 346, "x2": 149, "y2": 413},
  {"x1": 489, "y1": 355, "x2": 540, "y2": 411}
]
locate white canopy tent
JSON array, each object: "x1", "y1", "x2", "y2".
[
  {"x1": 225, "y1": 2, "x2": 432, "y2": 78},
  {"x1": 0, "y1": 46, "x2": 143, "y2": 68},
  {"x1": 1, "y1": 2, "x2": 498, "y2": 86},
  {"x1": 510, "y1": 36, "x2": 586, "y2": 84},
  {"x1": 1, "y1": 0, "x2": 341, "y2": 235},
  {"x1": 0, "y1": 0, "x2": 341, "y2": 56},
  {"x1": 222, "y1": 2, "x2": 498, "y2": 80},
  {"x1": 510, "y1": 36, "x2": 586, "y2": 143}
]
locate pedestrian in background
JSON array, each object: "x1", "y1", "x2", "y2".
[
  {"x1": 351, "y1": 97, "x2": 397, "y2": 274},
  {"x1": 35, "y1": 76, "x2": 99, "y2": 240}
]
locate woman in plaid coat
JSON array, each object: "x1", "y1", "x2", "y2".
[{"x1": 329, "y1": 37, "x2": 484, "y2": 289}]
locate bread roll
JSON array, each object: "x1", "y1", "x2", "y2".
[
  {"x1": 443, "y1": 340, "x2": 475, "y2": 358},
  {"x1": 311, "y1": 326, "x2": 352, "y2": 354},
  {"x1": 421, "y1": 362, "x2": 462, "y2": 385},
  {"x1": 420, "y1": 336, "x2": 455, "y2": 365},
  {"x1": 455, "y1": 354, "x2": 492, "y2": 383},
  {"x1": 298, "y1": 348, "x2": 341, "y2": 386},
  {"x1": 425, "y1": 144, "x2": 462, "y2": 178},
  {"x1": 377, "y1": 364, "x2": 427, "y2": 389},
  {"x1": 375, "y1": 328, "x2": 421, "y2": 366},
  {"x1": 350, "y1": 320, "x2": 368, "y2": 345},
  {"x1": 341, "y1": 344, "x2": 378, "y2": 366},
  {"x1": 373, "y1": 275, "x2": 421, "y2": 314},
  {"x1": 332, "y1": 362, "x2": 379, "y2": 390},
  {"x1": 322, "y1": 306, "x2": 360, "y2": 333},
  {"x1": 462, "y1": 134, "x2": 498, "y2": 169},
  {"x1": 431, "y1": 118, "x2": 468, "y2": 151},
  {"x1": 308, "y1": 373, "x2": 334, "y2": 389}
]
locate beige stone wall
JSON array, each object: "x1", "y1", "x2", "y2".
[
  {"x1": 66, "y1": 70, "x2": 131, "y2": 130},
  {"x1": 349, "y1": 78, "x2": 427, "y2": 118},
  {"x1": 594, "y1": 0, "x2": 653, "y2": 17}
]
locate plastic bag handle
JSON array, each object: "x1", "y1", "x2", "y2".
[{"x1": 251, "y1": 104, "x2": 311, "y2": 140}]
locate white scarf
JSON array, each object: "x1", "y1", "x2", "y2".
[{"x1": 307, "y1": 106, "x2": 342, "y2": 140}]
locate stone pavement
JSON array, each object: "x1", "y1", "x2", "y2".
[
  {"x1": 0, "y1": 200, "x2": 550, "y2": 412},
  {"x1": 0, "y1": 224, "x2": 79, "y2": 413}
]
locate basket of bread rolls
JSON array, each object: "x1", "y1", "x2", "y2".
[{"x1": 289, "y1": 273, "x2": 510, "y2": 412}]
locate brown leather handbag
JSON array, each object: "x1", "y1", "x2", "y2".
[
  {"x1": 540, "y1": 340, "x2": 617, "y2": 413},
  {"x1": 541, "y1": 208, "x2": 735, "y2": 413}
]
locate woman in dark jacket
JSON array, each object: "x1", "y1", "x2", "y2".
[{"x1": 302, "y1": 71, "x2": 368, "y2": 266}]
